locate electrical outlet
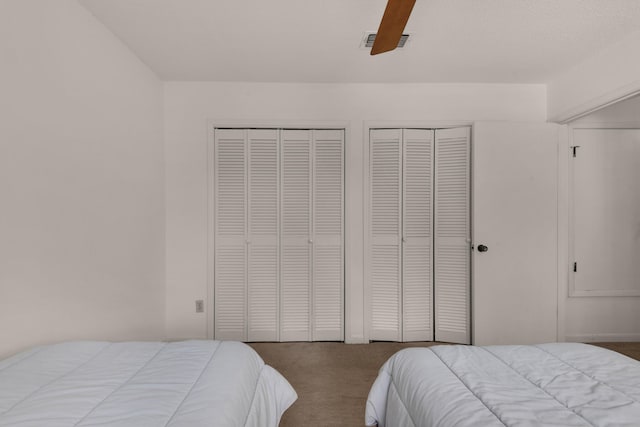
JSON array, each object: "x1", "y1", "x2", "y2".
[{"x1": 195, "y1": 300, "x2": 204, "y2": 313}]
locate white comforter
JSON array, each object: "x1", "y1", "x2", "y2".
[
  {"x1": 0, "y1": 340, "x2": 297, "y2": 427},
  {"x1": 366, "y1": 343, "x2": 640, "y2": 427}
]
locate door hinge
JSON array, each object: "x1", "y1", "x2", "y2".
[
  {"x1": 573, "y1": 262, "x2": 577, "y2": 272},
  {"x1": 571, "y1": 146, "x2": 580, "y2": 157}
]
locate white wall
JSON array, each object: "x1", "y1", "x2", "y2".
[
  {"x1": 0, "y1": 0, "x2": 165, "y2": 358},
  {"x1": 559, "y1": 95, "x2": 640, "y2": 342},
  {"x1": 548, "y1": 30, "x2": 640, "y2": 123},
  {"x1": 164, "y1": 81, "x2": 547, "y2": 342}
]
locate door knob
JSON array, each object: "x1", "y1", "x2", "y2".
[{"x1": 477, "y1": 244, "x2": 488, "y2": 252}]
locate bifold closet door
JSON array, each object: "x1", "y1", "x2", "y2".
[
  {"x1": 434, "y1": 127, "x2": 471, "y2": 344},
  {"x1": 312, "y1": 130, "x2": 344, "y2": 341},
  {"x1": 214, "y1": 129, "x2": 280, "y2": 341},
  {"x1": 214, "y1": 129, "x2": 248, "y2": 340},
  {"x1": 370, "y1": 129, "x2": 403, "y2": 341},
  {"x1": 215, "y1": 128, "x2": 343, "y2": 342},
  {"x1": 280, "y1": 129, "x2": 344, "y2": 341},
  {"x1": 280, "y1": 130, "x2": 313, "y2": 341},
  {"x1": 402, "y1": 129, "x2": 434, "y2": 341},
  {"x1": 369, "y1": 129, "x2": 434, "y2": 342},
  {"x1": 369, "y1": 127, "x2": 469, "y2": 343},
  {"x1": 247, "y1": 129, "x2": 280, "y2": 341}
]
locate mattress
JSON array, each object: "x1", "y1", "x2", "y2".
[
  {"x1": 366, "y1": 343, "x2": 640, "y2": 427},
  {"x1": 0, "y1": 340, "x2": 297, "y2": 427}
]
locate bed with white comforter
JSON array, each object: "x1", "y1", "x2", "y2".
[
  {"x1": 366, "y1": 343, "x2": 640, "y2": 427},
  {"x1": 0, "y1": 340, "x2": 296, "y2": 427}
]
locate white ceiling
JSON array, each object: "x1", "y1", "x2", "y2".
[{"x1": 79, "y1": 0, "x2": 640, "y2": 83}]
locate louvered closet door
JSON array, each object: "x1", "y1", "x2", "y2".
[
  {"x1": 312, "y1": 130, "x2": 344, "y2": 341},
  {"x1": 402, "y1": 129, "x2": 434, "y2": 341},
  {"x1": 247, "y1": 129, "x2": 279, "y2": 341},
  {"x1": 434, "y1": 127, "x2": 471, "y2": 344},
  {"x1": 280, "y1": 130, "x2": 313, "y2": 341},
  {"x1": 214, "y1": 129, "x2": 247, "y2": 340},
  {"x1": 369, "y1": 129, "x2": 403, "y2": 341}
]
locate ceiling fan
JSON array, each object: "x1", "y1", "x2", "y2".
[{"x1": 370, "y1": 0, "x2": 416, "y2": 55}]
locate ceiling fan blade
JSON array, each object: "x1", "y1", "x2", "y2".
[{"x1": 371, "y1": 0, "x2": 416, "y2": 55}]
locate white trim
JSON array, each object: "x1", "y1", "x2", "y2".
[
  {"x1": 556, "y1": 125, "x2": 569, "y2": 342},
  {"x1": 276, "y1": 129, "x2": 282, "y2": 341},
  {"x1": 344, "y1": 335, "x2": 368, "y2": 344},
  {"x1": 207, "y1": 120, "x2": 351, "y2": 342},
  {"x1": 567, "y1": 124, "x2": 640, "y2": 298},
  {"x1": 343, "y1": 127, "x2": 352, "y2": 343},
  {"x1": 308, "y1": 130, "x2": 314, "y2": 340},
  {"x1": 243, "y1": 130, "x2": 249, "y2": 341},
  {"x1": 363, "y1": 125, "x2": 371, "y2": 342},
  {"x1": 363, "y1": 120, "x2": 473, "y2": 343},
  {"x1": 469, "y1": 126, "x2": 476, "y2": 345},
  {"x1": 568, "y1": 122, "x2": 640, "y2": 129},
  {"x1": 340, "y1": 130, "x2": 347, "y2": 342},
  {"x1": 363, "y1": 120, "x2": 474, "y2": 130},
  {"x1": 206, "y1": 126, "x2": 215, "y2": 340},
  {"x1": 566, "y1": 333, "x2": 640, "y2": 343},
  {"x1": 570, "y1": 289, "x2": 640, "y2": 297},
  {"x1": 208, "y1": 119, "x2": 350, "y2": 130},
  {"x1": 549, "y1": 80, "x2": 640, "y2": 124}
]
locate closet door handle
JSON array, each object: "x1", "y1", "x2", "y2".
[{"x1": 477, "y1": 244, "x2": 488, "y2": 252}]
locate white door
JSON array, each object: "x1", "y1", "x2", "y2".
[
  {"x1": 472, "y1": 122, "x2": 559, "y2": 345},
  {"x1": 280, "y1": 130, "x2": 313, "y2": 341},
  {"x1": 571, "y1": 128, "x2": 640, "y2": 297},
  {"x1": 312, "y1": 130, "x2": 345, "y2": 341},
  {"x1": 369, "y1": 127, "x2": 469, "y2": 342},
  {"x1": 434, "y1": 127, "x2": 471, "y2": 344},
  {"x1": 402, "y1": 129, "x2": 434, "y2": 341},
  {"x1": 369, "y1": 129, "x2": 403, "y2": 341},
  {"x1": 214, "y1": 129, "x2": 248, "y2": 340},
  {"x1": 214, "y1": 128, "x2": 344, "y2": 342},
  {"x1": 247, "y1": 129, "x2": 280, "y2": 341}
]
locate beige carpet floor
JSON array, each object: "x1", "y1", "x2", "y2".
[{"x1": 250, "y1": 341, "x2": 640, "y2": 427}]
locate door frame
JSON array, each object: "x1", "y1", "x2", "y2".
[
  {"x1": 207, "y1": 120, "x2": 350, "y2": 341},
  {"x1": 566, "y1": 122, "x2": 640, "y2": 297},
  {"x1": 363, "y1": 120, "x2": 473, "y2": 342},
  {"x1": 558, "y1": 122, "x2": 640, "y2": 342}
]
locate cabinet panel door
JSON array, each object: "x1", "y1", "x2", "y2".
[
  {"x1": 473, "y1": 122, "x2": 558, "y2": 345},
  {"x1": 312, "y1": 130, "x2": 344, "y2": 341},
  {"x1": 402, "y1": 129, "x2": 434, "y2": 341},
  {"x1": 280, "y1": 130, "x2": 312, "y2": 341},
  {"x1": 214, "y1": 129, "x2": 247, "y2": 340},
  {"x1": 434, "y1": 127, "x2": 471, "y2": 344},
  {"x1": 369, "y1": 129, "x2": 403, "y2": 341},
  {"x1": 572, "y1": 128, "x2": 640, "y2": 296},
  {"x1": 247, "y1": 129, "x2": 279, "y2": 341}
]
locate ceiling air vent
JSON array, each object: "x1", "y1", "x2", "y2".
[{"x1": 362, "y1": 32, "x2": 410, "y2": 49}]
